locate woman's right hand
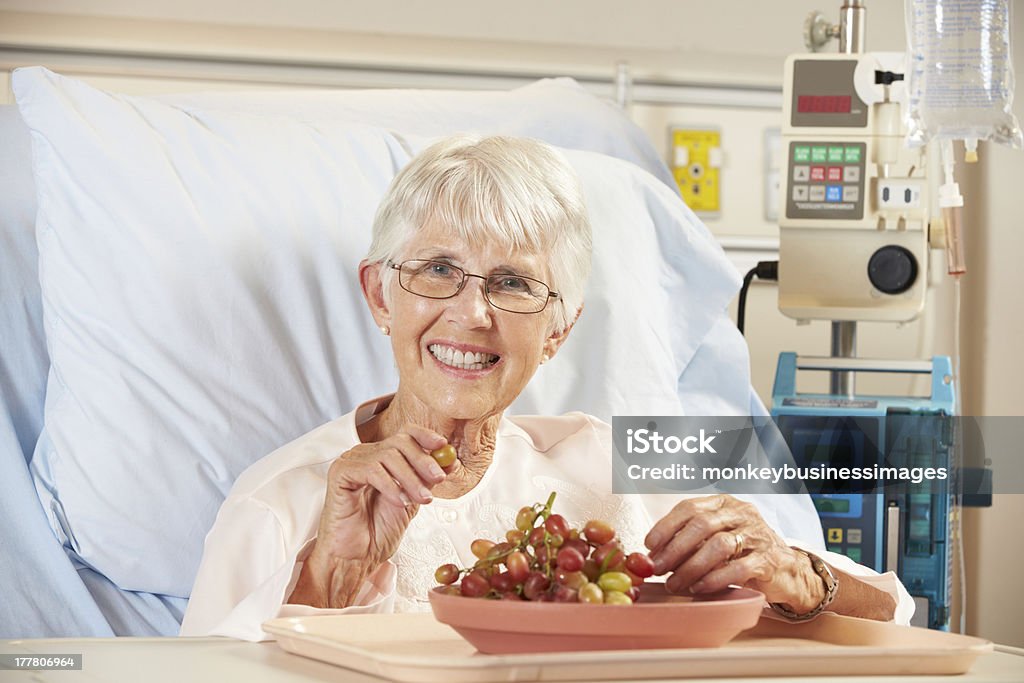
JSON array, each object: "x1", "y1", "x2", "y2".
[{"x1": 290, "y1": 425, "x2": 448, "y2": 608}]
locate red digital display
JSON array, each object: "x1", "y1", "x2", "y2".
[{"x1": 797, "y1": 95, "x2": 852, "y2": 114}]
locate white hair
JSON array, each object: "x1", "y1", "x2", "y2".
[{"x1": 366, "y1": 135, "x2": 591, "y2": 334}]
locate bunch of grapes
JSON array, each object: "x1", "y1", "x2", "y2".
[{"x1": 433, "y1": 492, "x2": 656, "y2": 604}]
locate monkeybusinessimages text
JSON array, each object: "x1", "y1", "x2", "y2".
[{"x1": 623, "y1": 427, "x2": 948, "y2": 486}]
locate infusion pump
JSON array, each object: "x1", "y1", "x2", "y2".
[{"x1": 778, "y1": 53, "x2": 938, "y2": 323}]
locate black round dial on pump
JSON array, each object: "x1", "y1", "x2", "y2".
[{"x1": 867, "y1": 246, "x2": 918, "y2": 294}]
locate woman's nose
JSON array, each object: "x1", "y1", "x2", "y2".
[{"x1": 445, "y1": 276, "x2": 493, "y2": 328}]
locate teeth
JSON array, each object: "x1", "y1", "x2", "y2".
[{"x1": 429, "y1": 344, "x2": 499, "y2": 370}]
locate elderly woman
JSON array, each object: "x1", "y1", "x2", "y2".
[{"x1": 181, "y1": 135, "x2": 910, "y2": 641}]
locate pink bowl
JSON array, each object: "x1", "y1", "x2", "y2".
[{"x1": 428, "y1": 583, "x2": 765, "y2": 654}]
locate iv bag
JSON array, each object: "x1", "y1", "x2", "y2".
[{"x1": 905, "y1": 0, "x2": 1023, "y2": 148}]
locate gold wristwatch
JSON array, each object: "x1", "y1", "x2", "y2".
[{"x1": 769, "y1": 548, "x2": 838, "y2": 621}]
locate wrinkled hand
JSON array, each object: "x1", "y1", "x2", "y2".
[
  {"x1": 644, "y1": 494, "x2": 823, "y2": 612},
  {"x1": 301, "y1": 425, "x2": 448, "y2": 606}
]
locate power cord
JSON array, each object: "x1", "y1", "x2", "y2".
[{"x1": 737, "y1": 260, "x2": 778, "y2": 336}]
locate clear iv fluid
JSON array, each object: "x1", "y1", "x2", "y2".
[{"x1": 905, "y1": 0, "x2": 1023, "y2": 148}]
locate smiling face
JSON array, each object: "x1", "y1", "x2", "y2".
[{"x1": 361, "y1": 222, "x2": 573, "y2": 423}]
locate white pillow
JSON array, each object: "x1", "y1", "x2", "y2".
[
  {"x1": 157, "y1": 77, "x2": 677, "y2": 194},
  {"x1": 14, "y1": 67, "x2": 738, "y2": 598}
]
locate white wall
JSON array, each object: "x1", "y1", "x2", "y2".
[{"x1": 2, "y1": 0, "x2": 1022, "y2": 646}]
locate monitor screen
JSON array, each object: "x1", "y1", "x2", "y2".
[{"x1": 797, "y1": 95, "x2": 852, "y2": 114}]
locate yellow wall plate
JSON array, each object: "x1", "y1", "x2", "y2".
[{"x1": 670, "y1": 127, "x2": 721, "y2": 214}]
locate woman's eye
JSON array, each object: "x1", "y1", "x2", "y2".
[
  {"x1": 428, "y1": 263, "x2": 453, "y2": 277},
  {"x1": 495, "y1": 276, "x2": 529, "y2": 292}
]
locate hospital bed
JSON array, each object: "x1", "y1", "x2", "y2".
[{"x1": 0, "y1": 66, "x2": 800, "y2": 639}]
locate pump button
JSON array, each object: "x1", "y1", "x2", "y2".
[{"x1": 868, "y1": 246, "x2": 918, "y2": 295}]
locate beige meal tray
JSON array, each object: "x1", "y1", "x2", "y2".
[{"x1": 262, "y1": 611, "x2": 993, "y2": 682}]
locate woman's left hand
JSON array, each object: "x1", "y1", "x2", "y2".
[{"x1": 645, "y1": 494, "x2": 824, "y2": 613}]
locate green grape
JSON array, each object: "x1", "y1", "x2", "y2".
[
  {"x1": 505, "y1": 529, "x2": 525, "y2": 545},
  {"x1": 434, "y1": 563, "x2": 459, "y2": 585},
  {"x1": 603, "y1": 590, "x2": 633, "y2": 605},
  {"x1": 470, "y1": 538, "x2": 495, "y2": 560},
  {"x1": 430, "y1": 444, "x2": 457, "y2": 468},
  {"x1": 578, "y1": 582, "x2": 604, "y2": 604},
  {"x1": 597, "y1": 571, "x2": 633, "y2": 594},
  {"x1": 515, "y1": 506, "x2": 537, "y2": 531}
]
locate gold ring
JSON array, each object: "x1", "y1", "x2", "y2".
[{"x1": 731, "y1": 532, "x2": 745, "y2": 561}]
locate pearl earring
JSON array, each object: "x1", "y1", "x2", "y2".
[
  {"x1": 541, "y1": 353, "x2": 550, "y2": 364},
  {"x1": 380, "y1": 325, "x2": 390, "y2": 336}
]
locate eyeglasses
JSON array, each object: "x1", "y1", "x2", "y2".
[{"x1": 387, "y1": 259, "x2": 559, "y2": 314}]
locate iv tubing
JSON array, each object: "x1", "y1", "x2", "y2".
[{"x1": 938, "y1": 141, "x2": 966, "y2": 277}]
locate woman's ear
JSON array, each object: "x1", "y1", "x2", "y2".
[
  {"x1": 541, "y1": 305, "x2": 583, "y2": 362},
  {"x1": 359, "y1": 260, "x2": 391, "y2": 330}
]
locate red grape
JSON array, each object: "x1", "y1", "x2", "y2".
[
  {"x1": 432, "y1": 493, "x2": 651, "y2": 606},
  {"x1": 555, "y1": 546, "x2": 584, "y2": 572},
  {"x1": 625, "y1": 552, "x2": 656, "y2": 578},
  {"x1": 552, "y1": 584, "x2": 579, "y2": 602},
  {"x1": 460, "y1": 572, "x2": 490, "y2": 598},
  {"x1": 506, "y1": 551, "x2": 530, "y2": 583},
  {"x1": 593, "y1": 542, "x2": 625, "y2": 572},
  {"x1": 486, "y1": 542, "x2": 512, "y2": 562},
  {"x1": 523, "y1": 572, "x2": 551, "y2": 600},
  {"x1": 562, "y1": 538, "x2": 591, "y2": 559},
  {"x1": 489, "y1": 571, "x2": 515, "y2": 593},
  {"x1": 554, "y1": 569, "x2": 588, "y2": 590},
  {"x1": 583, "y1": 520, "x2": 615, "y2": 545},
  {"x1": 545, "y1": 513, "x2": 570, "y2": 538}
]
